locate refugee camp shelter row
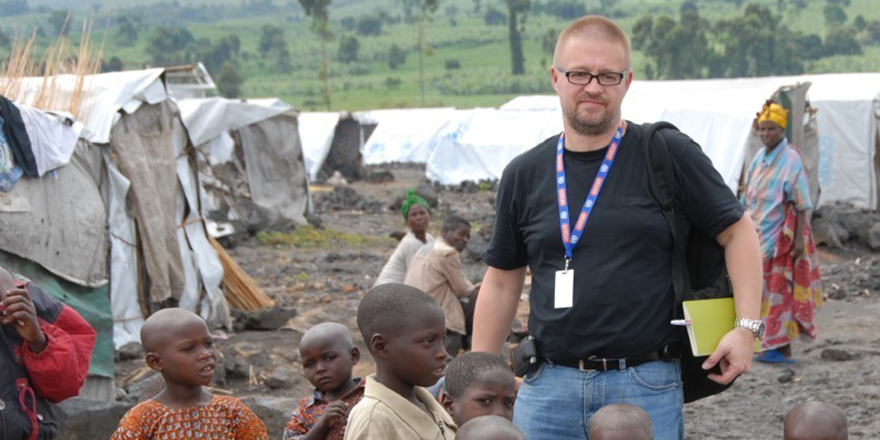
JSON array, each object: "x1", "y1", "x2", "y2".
[
  {"x1": 495, "y1": 73, "x2": 880, "y2": 210},
  {"x1": 0, "y1": 69, "x2": 233, "y2": 400}
]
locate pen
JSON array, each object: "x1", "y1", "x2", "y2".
[{"x1": 670, "y1": 319, "x2": 692, "y2": 326}]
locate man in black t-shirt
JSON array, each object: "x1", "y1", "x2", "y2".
[{"x1": 472, "y1": 16, "x2": 764, "y2": 440}]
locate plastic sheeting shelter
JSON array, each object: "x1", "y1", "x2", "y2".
[
  {"x1": 497, "y1": 73, "x2": 880, "y2": 209},
  {"x1": 8, "y1": 70, "x2": 231, "y2": 353},
  {"x1": 179, "y1": 97, "x2": 311, "y2": 230}
]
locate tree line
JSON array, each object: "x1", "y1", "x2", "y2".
[{"x1": 633, "y1": 1, "x2": 879, "y2": 79}]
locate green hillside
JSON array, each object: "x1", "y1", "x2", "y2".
[{"x1": 1, "y1": 0, "x2": 878, "y2": 111}]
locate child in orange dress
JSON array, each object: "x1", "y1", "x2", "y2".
[{"x1": 110, "y1": 308, "x2": 268, "y2": 440}]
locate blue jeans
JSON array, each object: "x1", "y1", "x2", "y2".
[{"x1": 514, "y1": 360, "x2": 684, "y2": 440}]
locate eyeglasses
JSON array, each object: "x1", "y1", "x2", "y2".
[{"x1": 555, "y1": 66, "x2": 628, "y2": 86}]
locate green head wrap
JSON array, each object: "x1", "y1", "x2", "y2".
[{"x1": 401, "y1": 189, "x2": 429, "y2": 220}]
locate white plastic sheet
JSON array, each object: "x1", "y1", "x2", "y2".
[
  {"x1": 11, "y1": 69, "x2": 167, "y2": 144},
  {"x1": 360, "y1": 108, "x2": 457, "y2": 165},
  {"x1": 297, "y1": 112, "x2": 341, "y2": 181},
  {"x1": 177, "y1": 97, "x2": 293, "y2": 147},
  {"x1": 425, "y1": 109, "x2": 562, "y2": 184}
]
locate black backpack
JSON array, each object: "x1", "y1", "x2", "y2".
[{"x1": 639, "y1": 121, "x2": 737, "y2": 404}]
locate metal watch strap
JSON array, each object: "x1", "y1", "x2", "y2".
[{"x1": 735, "y1": 318, "x2": 764, "y2": 340}]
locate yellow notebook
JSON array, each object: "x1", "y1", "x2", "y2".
[{"x1": 681, "y1": 298, "x2": 736, "y2": 357}]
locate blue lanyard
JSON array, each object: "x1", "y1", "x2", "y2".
[{"x1": 556, "y1": 123, "x2": 624, "y2": 266}]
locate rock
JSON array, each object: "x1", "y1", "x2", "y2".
[
  {"x1": 777, "y1": 369, "x2": 796, "y2": 384},
  {"x1": 123, "y1": 370, "x2": 162, "y2": 403},
  {"x1": 240, "y1": 396, "x2": 298, "y2": 440},
  {"x1": 821, "y1": 348, "x2": 855, "y2": 362},
  {"x1": 264, "y1": 365, "x2": 299, "y2": 389},
  {"x1": 367, "y1": 170, "x2": 395, "y2": 183},
  {"x1": 868, "y1": 223, "x2": 880, "y2": 250},
  {"x1": 415, "y1": 182, "x2": 440, "y2": 208},
  {"x1": 828, "y1": 288, "x2": 848, "y2": 300},
  {"x1": 811, "y1": 209, "x2": 847, "y2": 248},
  {"x1": 233, "y1": 303, "x2": 298, "y2": 331},
  {"x1": 115, "y1": 341, "x2": 144, "y2": 361},
  {"x1": 326, "y1": 171, "x2": 348, "y2": 186},
  {"x1": 837, "y1": 209, "x2": 879, "y2": 241},
  {"x1": 55, "y1": 398, "x2": 134, "y2": 440},
  {"x1": 315, "y1": 187, "x2": 383, "y2": 213},
  {"x1": 226, "y1": 355, "x2": 252, "y2": 379}
]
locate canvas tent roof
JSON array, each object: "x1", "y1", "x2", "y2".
[{"x1": 458, "y1": 73, "x2": 880, "y2": 209}]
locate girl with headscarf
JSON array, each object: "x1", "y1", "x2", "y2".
[
  {"x1": 374, "y1": 189, "x2": 433, "y2": 286},
  {"x1": 742, "y1": 101, "x2": 822, "y2": 363}
]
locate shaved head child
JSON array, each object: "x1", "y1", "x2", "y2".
[
  {"x1": 784, "y1": 401, "x2": 848, "y2": 440},
  {"x1": 458, "y1": 415, "x2": 525, "y2": 440},
  {"x1": 344, "y1": 283, "x2": 457, "y2": 440},
  {"x1": 442, "y1": 352, "x2": 516, "y2": 427},
  {"x1": 284, "y1": 322, "x2": 364, "y2": 440},
  {"x1": 111, "y1": 308, "x2": 268, "y2": 440},
  {"x1": 588, "y1": 404, "x2": 653, "y2": 440}
]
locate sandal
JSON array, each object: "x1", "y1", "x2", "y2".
[{"x1": 755, "y1": 349, "x2": 796, "y2": 364}]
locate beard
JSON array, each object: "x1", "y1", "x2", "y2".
[{"x1": 564, "y1": 93, "x2": 618, "y2": 136}]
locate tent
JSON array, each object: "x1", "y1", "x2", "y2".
[
  {"x1": 298, "y1": 111, "x2": 377, "y2": 182},
  {"x1": 317, "y1": 114, "x2": 377, "y2": 182},
  {"x1": 2, "y1": 69, "x2": 234, "y2": 400},
  {"x1": 299, "y1": 111, "x2": 342, "y2": 181},
  {"x1": 359, "y1": 107, "x2": 458, "y2": 165},
  {"x1": 179, "y1": 97, "x2": 311, "y2": 231},
  {"x1": 425, "y1": 108, "x2": 560, "y2": 184},
  {"x1": 497, "y1": 73, "x2": 880, "y2": 209}
]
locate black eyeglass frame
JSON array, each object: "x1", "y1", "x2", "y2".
[{"x1": 555, "y1": 66, "x2": 629, "y2": 86}]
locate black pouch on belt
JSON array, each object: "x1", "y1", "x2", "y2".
[{"x1": 512, "y1": 336, "x2": 540, "y2": 377}]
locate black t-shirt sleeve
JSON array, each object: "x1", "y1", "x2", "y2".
[
  {"x1": 664, "y1": 129, "x2": 745, "y2": 239},
  {"x1": 482, "y1": 159, "x2": 529, "y2": 270}
]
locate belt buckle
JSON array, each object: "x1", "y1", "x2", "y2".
[{"x1": 579, "y1": 356, "x2": 608, "y2": 372}]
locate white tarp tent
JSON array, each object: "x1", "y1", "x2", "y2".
[
  {"x1": 359, "y1": 108, "x2": 457, "y2": 165},
  {"x1": 425, "y1": 108, "x2": 560, "y2": 184},
  {"x1": 479, "y1": 73, "x2": 880, "y2": 209}
]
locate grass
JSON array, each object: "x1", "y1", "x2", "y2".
[
  {"x1": 256, "y1": 225, "x2": 394, "y2": 248},
  {"x1": 2, "y1": 0, "x2": 879, "y2": 111}
]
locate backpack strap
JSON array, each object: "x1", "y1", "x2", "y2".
[{"x1": 640, "y1": 122, "x2": 689, "y2": 316}]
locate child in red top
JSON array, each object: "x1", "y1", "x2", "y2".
[
  {"x1": 0, "y1": 266, "x2": 96, "y2": 440},
  {"x1": 110, "y1": 308, "x2": 268, "y2": 440},
  {"x1": 284, "y1": 322, "x2": 364, "y2": 440}
]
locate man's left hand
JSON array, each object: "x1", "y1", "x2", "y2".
[
  {"x1": 702, "y1": 327, "x2": 754, "y2": 385},
  {"x1": 1, "y1": 288, "x2": 48, "y2": 353}
]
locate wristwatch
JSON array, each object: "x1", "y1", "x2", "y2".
[{"x1": 735, "y1": 318, "x2": 765, "y2": 340}]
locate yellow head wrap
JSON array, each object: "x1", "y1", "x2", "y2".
[{"x1": 757, "y1": 101, "x2": 789, "y2": 130}]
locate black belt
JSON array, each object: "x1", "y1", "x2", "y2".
[{"x1": 548, "y1": 344, "x2": 680, "y2": 372}]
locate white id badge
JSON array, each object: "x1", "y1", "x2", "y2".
[{"x1": 554, "y1": 269, "x2": 574, "y2": 309}]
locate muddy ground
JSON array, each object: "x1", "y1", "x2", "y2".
[{"x1": 112, "y1": 164, "x2": 880, "y2": 439}]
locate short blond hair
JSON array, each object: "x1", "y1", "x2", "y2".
[{"x1": 553, "y1": 15, "x2": 631, "y2": 68}]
